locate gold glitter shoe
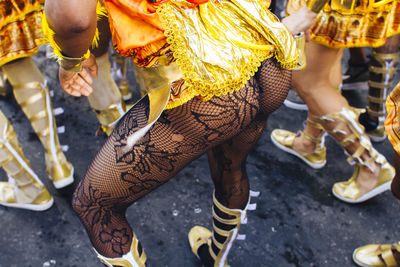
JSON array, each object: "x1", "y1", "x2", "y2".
[
  {"x1": 332, "y1": 161, "x2": 394, "y2": 203},
  {"x1": 353, "y1": 243, "x2": 400, "y2": 267},
  {"x1": 94, "y1": 233, "x2": 147, "y2": 267},
  {"x1": 0, "y1": 182, "x2": 53, "y2": 211},
  {"x1": 12, "y1": 81, "x2": 74, "y2": 189},
  {"x1": 0, "y1": 111, "x2": 53, "y2": 210},
  {"x1": 315, "y1": 106, "x2": 395, "y2": 203},
  {"x1": 271, "y1": 120, "x2": 327, "y2": 169}
]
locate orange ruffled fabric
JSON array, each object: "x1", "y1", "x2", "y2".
[
  {"x1": 287, "y1": 0, "x2": 400, "y2": 48},
  {"x1": 104, "y1": 0, "x2": 172, "y2": 67}
]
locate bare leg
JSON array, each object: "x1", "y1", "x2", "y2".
[{"x1": 273, "y1": 42, "x2": 394, "y2": 203}]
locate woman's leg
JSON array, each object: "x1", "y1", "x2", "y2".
[
  {"x1": 2, "y1": 57, "x2": 74, "y2": 189},
  {"x1": 359, "y1": 34, "x2": 400, "y2": 141},
  {"x1": 72, "y1": 57, "x2": 291, "y2": 265},
  {"x1": 272, "y1": 42, "x2": 394, "y2": 203},
  {"x1": 188, "y1": 59, "x2": 291, "y2": 267},
  {"x1": 190, "y1": 118, "x2": 267, "y2": 267},
  {"x1": 72, "y1": 77, "x2": 263, "y2": 262}
]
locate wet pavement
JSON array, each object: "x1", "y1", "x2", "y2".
[{"x1": 1, "y1": 47, "x2": 400, "y2": 267}]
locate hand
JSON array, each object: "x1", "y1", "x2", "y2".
[
  {"x1": 282, "y1": 5, "x2": 317, "y2": 36},
  {"x1": 59, "y1": 54, "x2": 98, "y2": 97}
]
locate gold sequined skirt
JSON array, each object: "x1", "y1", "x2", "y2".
[
  {"x1": 287, "y1": 0, "x2": 400, "y2": 48},
  {"x1": 106, "y1": 0, "x2": 300, "y2": 109},
  {"x1": 0, "y1": 0, "x2": 45, "y2": 66},
  {"x1": 157, "y1": 0, "x2": 299, "y2": 108}
]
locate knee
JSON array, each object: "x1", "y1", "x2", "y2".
[{"x1": 71, "y1": 182, "x2": 85, "y2": 217}]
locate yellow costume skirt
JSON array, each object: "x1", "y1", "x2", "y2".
[
  {"x1": 385, "y1": 83, "x2": 400, "y2": 154},
  {"x1": 287, "y1": 0, "x2": 400, "y2": 48},
  {"x1": 105, "y1": 0, "x2": 299, "y2": 109},
  {"x1": 0, "y1": 0, "x2": 45, "y2": 67}
]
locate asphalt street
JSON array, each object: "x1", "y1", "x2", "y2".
[{"x1": 0, "y1": 46, "x2": 399, "y2": 267}]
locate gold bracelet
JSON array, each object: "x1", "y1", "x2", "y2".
[
  {"x1": 306, "y1": 0, "x2": 328, "y2": 13},
  {"x1": 57, "y1": 51, "x2": 90, "y2": 73}
]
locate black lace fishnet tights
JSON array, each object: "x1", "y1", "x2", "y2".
[{"x1": 72, "y1": 59, "x2": 291, "y2": 259}]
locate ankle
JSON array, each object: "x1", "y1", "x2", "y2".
[
  {"x1": 356, "y1": 162, "x2": 381, "y2": 194},
  {"x1": 293, "y1": 132, "x2": 318, "y2": 153}
]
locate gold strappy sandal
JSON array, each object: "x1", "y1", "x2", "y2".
[
  {"x1": 271, "y1": 119, "x2": 327, "y2": 169},
  {"x1": 315, "y1": 106, "x2": 395, "y2": 203}
]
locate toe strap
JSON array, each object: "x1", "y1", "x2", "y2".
[
  {"x1": 381, "y1": 248, "x2": 397, "y2": 266},
  {"x1": 380, "y1": 245, "x2": 400, "y2": 267}
]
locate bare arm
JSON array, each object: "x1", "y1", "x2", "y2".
[
  {"x1": 45, "y1": 0, "x2": 99, "y2": 96},
  {"x1": 45, "y1": 0, "x2": 98, "y2": 57}
]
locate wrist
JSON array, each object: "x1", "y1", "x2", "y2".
[{"x1": 58, "y1": 50, "x2": 90, "y2": 73}]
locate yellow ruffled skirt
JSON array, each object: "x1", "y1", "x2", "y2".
[
  {"x1": 0, "y1": 0, "x2": 45, "y2": 67},
  {"x1": 105, "y1": 0, "x2": 299, "y2": 109},
  {"x1": 287, "y1": 0, "x2": 400, "y2": 48}
]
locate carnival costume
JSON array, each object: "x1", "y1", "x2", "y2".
[
  {"x1": 271, "y1": 0, "x2": 397, "y2": 204},
  {"x1": 45, "y1": 0, "x2": 300, "y2": 265},
  {"x1": 0, "y1": 0, "x2": 75, "y2": 210},
  {"x1": 295, "y1": 0, "x2": 399, "y2": 142}
]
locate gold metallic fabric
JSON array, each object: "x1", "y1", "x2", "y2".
[
  {"x1": 157, "y1": 0, "x2": 299, "y2": 103},
  {"x1": 287, "y1": 0, "x2": 400, "y2": 48},
  {"x1": 0, "y1": 0, "x2": 45, "y2": 67},
  {"x1": 106, "y1": 0, "x2": 299, "y2": 108}
]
